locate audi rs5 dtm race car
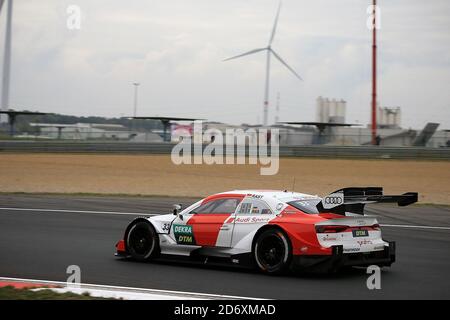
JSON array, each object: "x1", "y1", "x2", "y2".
[{"x1": 115, "y1": 187, "x2": 418, "y2": 274}]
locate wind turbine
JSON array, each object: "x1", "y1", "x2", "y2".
[{"x1": 224, "y1": 1, "x2": 302, "y2": 126}]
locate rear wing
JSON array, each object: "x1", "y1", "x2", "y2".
[{"x1": 316, "y1": 187, "x2": 418, "y2": 215}]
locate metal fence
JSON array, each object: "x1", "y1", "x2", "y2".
[
  {"x1": 1, "y1": 140, "x2": 449, "y2": 160},
  {"x1": 2, "y1": 129, "x2": 450, "y2": 148}
]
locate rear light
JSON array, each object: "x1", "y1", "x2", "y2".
[
  {"x1": 372, "y1": 224, "x2": 381, "y2": 231},
  {"x1": 315, "y1": 225, "x2": 349, "y2": 233}
]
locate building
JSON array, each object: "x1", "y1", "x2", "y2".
[
  {"x1": 377, "y1": 107, "x2": 401, "y2": 129},
  {"x1": 316, "y1": 96, "x2": 347, "y2": 124}
]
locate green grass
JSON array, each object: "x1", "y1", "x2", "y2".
[{"x1": 0, "y1": 286, "x2": 115, "y2": 300}]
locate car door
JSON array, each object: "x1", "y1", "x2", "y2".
[
  {"x1": 186, "y1": 196, "x2": 243, "y2": 247},
  {"x1": 231, "y1": 198, "x2": 274, "y2": 247}
]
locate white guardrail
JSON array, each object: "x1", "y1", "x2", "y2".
[{"x1": 0, "y1": 141, "x2": 449, "y2": 159}]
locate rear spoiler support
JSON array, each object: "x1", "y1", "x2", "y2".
[{"x1": 316, "y1": 187, "x2": 418, "y2": 215}]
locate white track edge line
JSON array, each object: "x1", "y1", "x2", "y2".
[
  {"x1": 0, "y1": 276, "x2": 262, "y2": 300},
  {"x1": 380, "y1": 224, "x2": 450, "y2": 230}
]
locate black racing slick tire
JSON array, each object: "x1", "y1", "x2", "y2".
[
  {"x1": 126, "y1": 221, "x2": 160, "y2": 261},
  {"x1": 253, "y1": 229, "x2": 292, "y2": 275}
]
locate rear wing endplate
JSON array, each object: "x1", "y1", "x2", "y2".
[{"x1": 316, "y1": 187, "x2": 418, "y2": 215}]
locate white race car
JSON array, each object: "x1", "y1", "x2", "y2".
[{"x1": 116, "y1": 187, "x2": 417, "y2": 274}]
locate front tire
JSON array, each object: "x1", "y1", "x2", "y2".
[
  {"x1": 126, "y1": 221, "x2": 160, "y2": 261},
  {"x1": 253, "y1": 229, "x2": 291, "y2": 275}
]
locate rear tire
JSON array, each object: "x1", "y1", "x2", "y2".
[
  {"x1": 126, "y1": 221, "x2": 160, "y2": 261},
  {"x1": 253, "y1": 229, "x2": 291, "y2": 275}
]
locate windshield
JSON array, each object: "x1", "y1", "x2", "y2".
[{"x1": 287, "y1": 199, "x2": 322, "y2": 214}]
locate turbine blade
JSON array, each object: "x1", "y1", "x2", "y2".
[
  {"x1": 268, "y1": 1, "x2": 282, "y2": 46},
  {"x1": 223, "y1": 48, "x2": 267, "y2": 62},
  {"x1": 270, "y1": 49, "x2": 303, "y2": 81}
]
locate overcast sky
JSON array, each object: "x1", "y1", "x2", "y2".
[{"x1": 1, "y1": 0, "x2": 449, "y2": 129}]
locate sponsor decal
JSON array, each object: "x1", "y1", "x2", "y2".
[
  {"x1": 247, "y1": 194, "x2": 263, "y2": 199},
  {"x1": 343, "y1": 247, "x2": 361, "y2": 253},
  {"x1": 324, "y1": 197, "x2": 343, "y2": 205},
  {"x1": 239, "y1": 203, "x2": 252, "y2": 214},
  {"x1": 322, "y1": 237, "x2": 338, "y2": 242},
  {"x1": 356, "y1": 219, "x2": 366, "y2": 226},
  {"x1": 281, "y1": 207, "x2": 298, "y2": 214},
  {"x1": 353, "y1": 229, "x2": 369, "y2": 237},
  {"x1": 322, "y1": 192, "x2": 344, "y2": 209},
  {"x1": 234, "y1": 216, "x2": 271, "y2": 224},
  {"x1": 275, "y1": 203, "x2": 284, "y2": 211},
  {"x1": 173, "y1": 224, "x2": 196, "y2": 245},
  {"x1": 357, "y1": 239, "x2": 373, "y2": 247},
  {"x1": 251, "y1": 207, "x2": 260, "y2": 214}
]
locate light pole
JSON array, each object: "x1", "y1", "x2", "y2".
[
  {"x1": 133, "y1": 82, "x2": 140, "y2": 117},
  {"x1": 1, "y1": 0, "x2": 13, "y2": 123},
  {"x1": 371, "y1": 0, "x2": 378, "y2": 145}
]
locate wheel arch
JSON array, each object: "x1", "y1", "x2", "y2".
[
  {"x1": 123, "y1": 217, "x2": 156, "y2": 252},
  {"x1": 251, "y1": 223, "x2": 293, "y2": 274},
  {"x1": 251, "y1": 224, "x2": 292, "y2": 253}
]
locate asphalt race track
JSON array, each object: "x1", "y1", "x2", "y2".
[{"x1": 0, "y1": 194, "x2": 449, "y2": 299}]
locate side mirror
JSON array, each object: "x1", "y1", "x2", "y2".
[{"x1": 173, "y1": 204, "x2": 182, "y2": 217}]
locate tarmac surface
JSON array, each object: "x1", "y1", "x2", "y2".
[{"x1": 0, "y1": 194, "x2": 449, "y2": 299}]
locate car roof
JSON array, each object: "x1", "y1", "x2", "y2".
[{"x1": 216, "y1": 190, "x2": 321, "y2": 203}]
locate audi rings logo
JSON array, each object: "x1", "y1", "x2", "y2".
[{"x1": 324, "y1": 196, "x2": 343, "y2": 205}]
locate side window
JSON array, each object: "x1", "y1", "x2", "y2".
[
  {"x1": 191, "y1": 201, "x2": 217, "y2": 214},
  {"x1": 211, "y1": 198, "x2": 241, "y2": 213},
  {"x1": 237, "y1": 199, "x2": 273, "y2": 215},
  {"x1": 191, "y1": 198, "x2": 241, "y2": 214}
]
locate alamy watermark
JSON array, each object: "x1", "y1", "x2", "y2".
[
  {"x1": 66, "y1": 264, "x2": 81, "y2": 288},
  {"x1": 366, "y1": 265, "x2": 381, "y2": 290},
  {"x1": 171, "y1": 121, "x2": 280, "y2": 176},
  {"x1": 66, "y1": 5, "x2": 82, "y2": 30}
]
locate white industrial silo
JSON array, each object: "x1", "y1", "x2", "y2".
[
  {"x1": 335, "y1": 99, "x2": 346, "y2": 123},
  {"x1": 377, "y1": 106, "x2": 384, "y2": 126},
  {"x1": 322, "y1": 98, "x2": 330, "y2": 123},
  {"x1": 316, "y1": 96, "x2": 324, "y2": 122},
  {"x1": 384, "y1": 108, "x2": 390, "y2": 126},
  {"x1": 330, "y1": 99, "x2": 338, "y2": 117},
  {"x1": 394, "y1": 107, "x2": 401, "y2": 127},
  {"x1": 388, "y1": 110, "x2": 395, "y2": 126},
  {"x1": 329, "y1": 98, "x2": 344, "y2": 123},
  {"x1": 337, "y1": 100, "x2": 346, "y2": 117},
  {"x1": 377, "y1": 106, "x2": 402, "y2": 128},
  {"x1": 316, "y1": 96, "x2": 348, "y2": 124}
]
